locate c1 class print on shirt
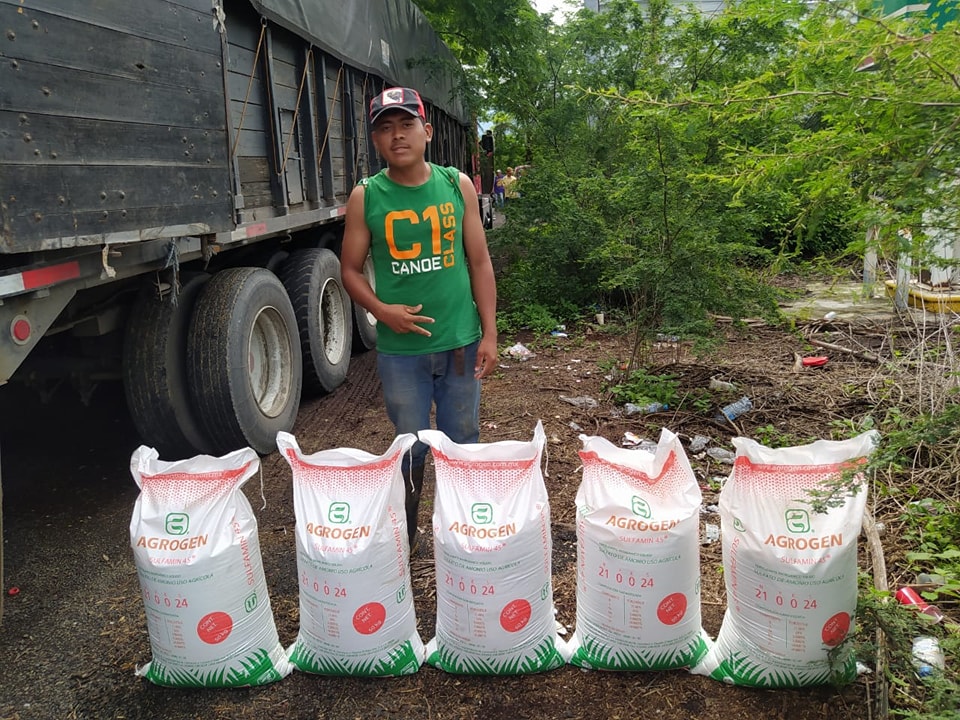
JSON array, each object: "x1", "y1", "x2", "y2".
[{"x1": 384, "y1": 200, "x2": 459, "y2": 274}]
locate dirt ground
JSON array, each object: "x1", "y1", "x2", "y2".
[{"x1": 0, "y1": 305, "x2": 909, "y2": 720}]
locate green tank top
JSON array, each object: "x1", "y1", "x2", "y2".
[{"x1": 361, "y1": 163, "x2": 481, "y2": 355}]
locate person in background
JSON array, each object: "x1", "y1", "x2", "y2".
[
  {"x1": 502, "y1": 166, "x2": 518, "y2": 204},
  {"x1": 341, "y1": 87, "x2": 498, "y2": 551},
  {"x1": 493, "y1": 169, "x2": 505, "y2": 209},
  {"x1": 480, "y1": 129, "x2": 495, "y2": 157}
]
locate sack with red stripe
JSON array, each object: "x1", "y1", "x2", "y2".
[
  {"x1": 691, "y1": 431, "x2": 880, "y2": 687},
  {"x1": 277, "y1": 431, "x2": 424, "y2": 676},
  {"x1": 568, "y1": 429, "x2": 711, "y2": 671},
  {"x1": 130, "y1": 446, "x2": 291, "y2": 687},
  {"x1": 419, "y1": 421, "x2": 567, "y2": 675}
]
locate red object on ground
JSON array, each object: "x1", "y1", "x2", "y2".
[
  {"x1": 895, "y1": 586, "x2": 945, "y2": 622},
  {"x1": 802, "y1": 356, "x2": 829, "y2": 367},
  {"x1": 7, "y1": 587, "x2": 20, "y2": 596}
]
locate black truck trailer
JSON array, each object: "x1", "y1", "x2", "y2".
[{"x1": 0, "y1": 0, "x2": 475, "y2": 616}]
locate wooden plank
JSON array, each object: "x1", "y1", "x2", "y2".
[
  {"x1": 3, "y1": 7, "x2": 221, "y2": 91},
  {"x1": 227, "y1": 68, "x2": 267, "y2": 111},
  {"x1": 0, "y1": 0, "x2": 217, "y2": 52},
  {"x1": 233, "y1": 129, "x2": 271, "y2": 159},
  {"x1": 239, "y1": 184, "x2": 274, "y2": 210},
  {"x1": 228, "y1": 99, "x2": 268, "y2": 132},
  {"x1": 237, "y1": 156, "x2": 270, "y2": 184},
  {"x1": 314, "y1": 54, "x2": 335, "y2": 201},
  {"x1": 278, "y1": 108, "x2": 304, "y2": 205},
  {"x1": 267, "y1": 84, "x2": 300, "y2": 111},
  {"x1": 7, "y1": 162, "x2": 230, "y2": 208},
  {"x1": 237, "y1": 156, "x2": 274, "y2": 210},
  {"x1": 225, "y1": 30, "x2": 260, "y2": 56},
  {"x1": 222, "y1": 1, "x2": 263, "y2": 52},
  {"x1": 2, "y1": 59, "x2": 225, "y2": 129},
  {"x1": 0, "y1": 111, "x2": 227, "y2": 166},
  {"x1": 262, "y1": 26, "x2": 286, "y2": 212},
  {"x1": 5, "y1": 163, "x2": 231, "y2": 218},
  {"x1": 298, "y1": 47, "x2": 321, "y2": 204},
  {"x1": 2, "y1": 200, "x2": 232, "y2": 253}
]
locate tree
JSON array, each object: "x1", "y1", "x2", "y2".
[
  {"x1": 492, "y1": 0, "x2": 787, "y2": 349},
  {"x1": 627, "y1": 0, "x2": 960, "y2": 273},
  {"x1": 411, "y1": 0, "x2": 547, "y2": 126}
]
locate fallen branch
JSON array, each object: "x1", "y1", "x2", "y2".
[
  {"x1": 710, "y1": 315, "x2": 769, "y2": 327},
  {"x1": 809, "y1": 338, "x2": 881, "y2": 363},
  {"x1": 863, "y1": 510, "x2": 889, "y2": 720}
]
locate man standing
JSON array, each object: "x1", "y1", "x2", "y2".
[
  {"x1": 493, "y1": 170, "x2": 506, "y2": 209},
  {"x1": 341, "y1": 87, "x2": 498, "y2": 550},
  {"x1": 502, "y1": 166, "x2": 518, "y2": 204}
]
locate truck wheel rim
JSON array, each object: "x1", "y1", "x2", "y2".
[
  {"x1": 319, "y1": 277, "x2": 347, "y2": 364},
  {"x1": 247, "y1": 305, "x2": 293, "y2": 418}
]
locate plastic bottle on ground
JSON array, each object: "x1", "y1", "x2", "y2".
[
  {"x1": 715, "y1": 396, "x2": 753, "y2": 422},
  {"x1": 709, "y1": 377, "x2": 737, "y2": 392},
  {"x1": 689, "y1": 434, "x2": 710, "y2": 453},
  {"x1": 624, "y1": 402, "x2": 668, "y2": 415},
  {"x1": 705, "y1": 447, "x2": 735, "y2": 464},
  {"x1": 912, "y1": 636, "x2": 945, "y2": 678}
]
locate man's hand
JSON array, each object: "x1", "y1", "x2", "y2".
[
  {"x1": 379, "y1": 303, "x2": 434, "y2": 336},
  {"x1": 474, "y1": 335, "x2": 498, "y2": 379}
]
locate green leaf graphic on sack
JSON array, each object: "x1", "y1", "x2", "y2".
[
  {"x1": 631, "y1": 496, "x2": 651, "y2": 518},
  {"x1": 784, "y1": 508, "x2": 810, "y2": 533},
  {"x1": 329, "y1": 501, "x2": 351, "y2": 523},
  {"x1": 471, "y1": 502, "x2": 494, "y2": 524},
  {"x1": 165, "y1": 512, "x2": 189, "y2": 535}
]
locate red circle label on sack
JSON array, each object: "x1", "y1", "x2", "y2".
[
  {"x1": 353, "y1": 602, "x2": 386, "y2": 635},
  {"x1": 657, "y1": 593, "x2": 687, "y2": 625},
  {"x1": 500, "y1": 599, "x2": 532, "y2": 632},
  {"x1": 821, "y1": 612, "x2": 850, "y2": 647},
  {"x1": 197, "y1": 611, "x2": 234, "y2": 644}
]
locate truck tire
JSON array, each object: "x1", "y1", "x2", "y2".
[
  {"x1": 187, "y1": 267, "x2": 302, "y2": 455},
  {"x1": 1, "y1": 442, "x2": 4, "y2": 623},
  {"x1": 352, "y1": 252, "x2": 378, "y2": 353},
  {"x1": 278, "y1": 248, "x2": 352, "y2": 395},
  {"x1": 122, "y1": 273, "x2": 214, "y2": 458},
  {"x1": 480, "y1": 194, "x2": 494, "y2": 229}
]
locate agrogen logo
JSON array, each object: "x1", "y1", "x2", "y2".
[
  {"x1": 329, "y1": 502, "x2": 351, "y2": 524},
  {"x1": 631, "y1": 496, "x2": 651, "y2": 518},
  {"x1": 165, "y1": 513, "x2": 190, "y2": 535},
  {"x1": 471, "y1": 503, "x2": 493, "y2": 525},
  {"x1": 784, "y1": 508, "x2": 811, "y2": 534}
]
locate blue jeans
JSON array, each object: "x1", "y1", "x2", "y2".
[{"x1": 377, "y1": 341, "x2": 481, "y2": 473}]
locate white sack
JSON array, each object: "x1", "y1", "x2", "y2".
[
  {"x1": 130, "y1": 446, "x2": 291, "y2": 687},
  {"x1": 420, "y1": 421, "x2": 567, "y2": 674},
  {"x1": 277, "y1": 431, "x2": 424, "y2": 676},
  {"x1": 691, "y1": 431, "x2": 880, "y2": 687},
  {"x1": 567, "y1": 429, "x2": 711, "y2": 671}
]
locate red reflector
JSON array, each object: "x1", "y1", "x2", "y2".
[
  {"x1": 12, "y1": 317, "x2": 31, "y2": 342},
  {"x1": 20, "y1": 261, "x2": 81, "y2": 290},
  {"x1": 246, "y1": 222, "x2": 268, "y2": 238}
]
